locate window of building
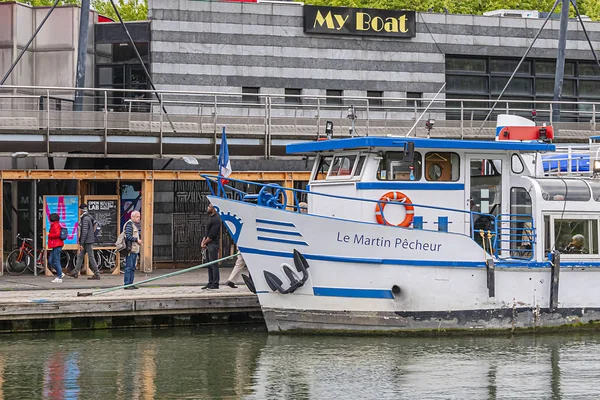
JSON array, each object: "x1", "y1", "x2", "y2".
[
  {"x1": 377, "y1": 152, "x2": 422, "y2": 181},
  {"x1": 285, "y1": 88, "x2": 302, "y2": 104},
  {"x1": 326, "y1": 90, "x2": 343, "y2": 105},
  {"x1": 425, "y1": 152, "x2": 460, "y2": 181},
  {"x1": 367, "y1": 91, "x2": 383, "y2": 107},
  {"x1": 445, "y1": 56, "x2": 597, "y2": 122},
  {"x1": 312, "y1": 155, "x2": 333, "y2": 181},
  {"x1": 407, "y1": 92, "x2": 422, "y2": 108},
  {"x1": 242, "y1": 87, "x2": 260, "y2": 103}
]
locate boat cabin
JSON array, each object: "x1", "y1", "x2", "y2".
[{"x1": 287, "y1": 136, "x2": 600, "y2": 264}]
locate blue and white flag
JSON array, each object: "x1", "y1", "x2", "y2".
[{"x1": 218, "y1": 127, "x2": 232, "y2": 184}]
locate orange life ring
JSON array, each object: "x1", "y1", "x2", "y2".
[{"x1": 375, "y1": 191, "x2": 414, "y2": 227}]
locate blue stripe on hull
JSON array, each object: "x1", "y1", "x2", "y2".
[
  {"x1": 256, "y1": 219, "x2": 296, "y2": 227},
  {"x1": 257, "y1": 236, "x2": 309, "y2": 246},
  {"x1": 356, "y1": 182, "x2": 465, "y2": 191},
  {"x1": 313, "y1": 287, "x2": 394, "y2": 299},
  {"x1": 238, "y1": 246, "x2": 600, "y2": 269},
  {"x1": 257, "y1": 227, "x2": 303, "y2": 237}
]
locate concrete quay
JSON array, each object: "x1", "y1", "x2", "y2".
[{"x1": 0, "y1": 267, "x2": 263, "y2": 333}]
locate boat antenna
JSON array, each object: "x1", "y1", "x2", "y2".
[{"x1": 476, "y1": 0, "x2": 561, "y2": 135}]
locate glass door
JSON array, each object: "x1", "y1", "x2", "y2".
[{"x1": 465, "y1": 156, "x2": 505, "y2": 252}]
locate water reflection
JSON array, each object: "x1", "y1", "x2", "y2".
[{"x1": 0, "y1": 327, "x2": 597, "y2": 398}]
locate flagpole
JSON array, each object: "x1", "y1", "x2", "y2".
[{"x1": 217, "y1": 126, "x2": 225, "y2": 197}]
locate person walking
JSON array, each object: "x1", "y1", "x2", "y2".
[
  {"x1": 123, "y1": 211, "x2": 142, "y2": 290},
  {"x1": 67, "y1": 203, "x2": 101, "y2": 280},
  {"x1": 226, "y1": 253, "x2": 247, "y2": 288},
  {"x1": 48, "y1": 213, "x2": 65, "y2": 283},
  {"x1": 201, "y1": 203, "x2": 221, "y2": 289}
]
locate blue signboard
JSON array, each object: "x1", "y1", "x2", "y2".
[{"x1": 44, "y1": 195, "x2": 79, "y2": 248}]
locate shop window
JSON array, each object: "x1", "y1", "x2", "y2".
[
  {"x1": 553, "y1": 218, "x2": 598, "y2": 255},
  {"x1": 425, "y1": 152, "x2": 459, "y2": 181},
  {"x1": 537, "y1": 179, "x2": 591, "y2": 201},
  {"x1": 377, "y1": 152, "x2": 422, "y2": 181},
  {"x1": 312, "y1": 155, "x2": 333, "y2": 181}
]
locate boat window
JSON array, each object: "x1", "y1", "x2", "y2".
[
  {"x1": 377, "y1": 152, "x2": 422, "y2": 181},
  {"x1": 425, "y1": 152, "x2": 459, "y2": 181},
  {"x1": 511, "y1": 154, "x2": 525, "y2": 174},
  {"x1": 355, "y1": 156, "x2": 366, "y2": 176},
  {"x1": 554, "y1": 218, "x2": 598, "y2": 255},
  {"x1": 586, "y1": 181, "x2": 600, "y2": 202},
  {"x1": 510, "y1": 187, "x2": 533, "y2": 258},
  {"x1": 312, "y1": 155, "x2": 333, "y2": 181},
  {"x1": 537, "y1": 179, "x2": 591, "y2": 201},
  {"x1": 470, "y1": 158, "x2": 502, "y2": 215},
  {"x1": 328, "y1": 154, "x2": 357, "y2": 178}
]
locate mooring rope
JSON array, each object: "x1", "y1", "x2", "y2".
[{"x1": 77, "y1": 252, "x2": 240, "y2": 297}]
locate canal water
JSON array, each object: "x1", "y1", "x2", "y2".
[{"x1": 1, "y1": 325, "x2": 599, "y2": 399}]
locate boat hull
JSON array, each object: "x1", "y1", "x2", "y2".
[
  {"x1": 262, "y1": 307, "x2": 600, "y2": 334},
  {"x1": 208, "y1": 196, "x2": 600, "y2": 334}
]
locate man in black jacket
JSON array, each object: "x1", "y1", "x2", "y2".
[
  {"x1": 201, "y1": 203, "x2": 221, "y2": 289},
  {"x1": 68, "y1": 203, "x2": 101, "y2": 280}
]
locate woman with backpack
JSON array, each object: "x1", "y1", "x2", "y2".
[{"x1": 48, "y1": 213, "x2": 65, "y2": 283}]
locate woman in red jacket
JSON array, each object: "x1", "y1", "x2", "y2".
[{"x1": 48, "y1": 213, "x2": 65, "y2": 283}]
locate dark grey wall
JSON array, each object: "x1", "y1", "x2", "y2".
[{"x1": 149, "y1": 0, "x2": 600, "y2": 98}]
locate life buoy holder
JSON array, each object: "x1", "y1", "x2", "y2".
[{"x1": 375, "y1": 191, "x2": 414, "y2": 227}]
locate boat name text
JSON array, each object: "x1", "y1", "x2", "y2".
[{"x1": 336, "y1": 232, "x2": 442, "y2": 252}]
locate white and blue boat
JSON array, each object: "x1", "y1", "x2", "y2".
[{"x1": 205, "y1": 115, "x2": 600, "y2": 334}]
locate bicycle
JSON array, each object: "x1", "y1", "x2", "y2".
[
  {"x1": 93, "y1": 248, "x2": 125, "y2": 273},
  {"x1": 5, "y1": 234, "x2": 71, "y2": 276}
]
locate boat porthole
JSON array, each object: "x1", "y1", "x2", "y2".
[{"x1": 392, "y1": 285, "x2": 401, "y2": 296}]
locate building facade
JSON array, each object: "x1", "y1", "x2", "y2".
[{"x1": 149, "y1": 0, "x2": 600, "y2": 122}]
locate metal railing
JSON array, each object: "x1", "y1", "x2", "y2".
[{"x1": 1, "y1": 85, "x2": 600, "y2": 158}]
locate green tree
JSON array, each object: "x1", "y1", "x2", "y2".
[
  {"x1": 302, "y1": 0, "x2": 598, "y2": 21},
  {"x1": 0, "y1": 0, "x2": 148, "y2": 21}
]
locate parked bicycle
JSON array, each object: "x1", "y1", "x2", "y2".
[
  {"x1": 5, "y1": 234, "x2": 71, "y2": 276},
  {"x1": 93, "y1": 248, "x2": 124, "y2": 273}
]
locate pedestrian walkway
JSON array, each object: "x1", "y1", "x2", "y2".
[
  {"x1": 0, "y1": 267, "x2": 261, "y2": 333},
  {"x1": 0, "y1": 267, "x2": 239, "y2": 291}
]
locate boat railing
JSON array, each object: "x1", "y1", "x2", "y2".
[
  {"x1": 202, "y1": 175, "x2": 537, "y2": 259},
  {"x1": 541, "y1": 144, "x2": 600, "y2": 177},
  {"x1": 494, "y1": 214, "x2": 536, "y2": 260}
]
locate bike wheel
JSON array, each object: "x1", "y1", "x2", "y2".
[
  {"x1": 104, "y1": 250, "x2": 118, "y2": 272},
  {"x1": 60, "y1": 250, "x2": 70, "y2": 270},
  {"x1": 6, "y1": 250, "x2": 32, "y2": 276},
  {"x1": 93, "y1": 249, "x2": 104, "y2": 271}
]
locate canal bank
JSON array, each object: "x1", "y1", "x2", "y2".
[{"x1": 0, "y1": 268, "x2": 262, "y2": 333}]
